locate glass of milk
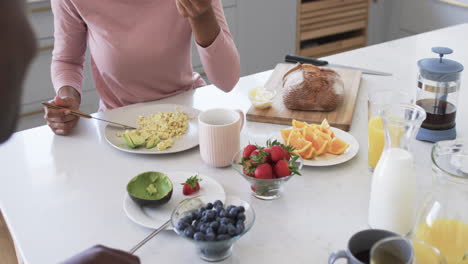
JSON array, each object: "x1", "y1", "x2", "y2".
[{"x1": 368, "y1": 103, "x2": 426, "y2": 235}]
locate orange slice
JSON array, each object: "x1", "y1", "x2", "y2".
[
  {"x1": 288, "y1": 131, "x2": 312, "y2": 154},
  {"x1": 303, "y1": 145, "x2": 316, "y2": 160},
  {"x1": 303, "y1": 126, "x2": 319, "y2": 142},
  {"x1": 328, "y1": 137, "x2": 349, "y2": 155},
  {"x1": 320, "y1": 119, "x2": 335, "y2": 138},
  {"x1": 292, "y1": 119, "x2": 308, "y2": 129},
  {"x1": 314, "y1": 129, "x2": 332, "y2": 143},
  {"x1": 311, "y1": 133, "x2": 328, "y2": 155},
  {"x1": 280, "y1": 128, "x2": 293, "y2": 142}
]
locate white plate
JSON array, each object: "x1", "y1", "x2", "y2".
[
  {"x1": 104, "y1": 104, "x2": 200, "y2": 154},
  {"x1": 281, "y1": 127, "x2": 359, "y2": 167},
  {"x1": 123, "y1": 171, "x2": 225, "y2": 230}
]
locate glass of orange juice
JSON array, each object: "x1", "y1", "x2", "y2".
[{"x1": 368, "y1": 90, "x2": 413, "y2": 170}]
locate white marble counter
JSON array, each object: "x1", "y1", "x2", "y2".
[{"x1": 1, "y1": 24, "x2": 468, "y2": 263}]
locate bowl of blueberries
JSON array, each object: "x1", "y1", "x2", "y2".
[{"x1": 171, "y1": 194, "x2": 255, "y2": 262}]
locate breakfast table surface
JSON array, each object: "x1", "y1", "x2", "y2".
[{"x1": 1, "y1": 24, "x2": 468, "y2": 264}]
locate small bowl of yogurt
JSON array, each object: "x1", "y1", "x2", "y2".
[{"x1": 248, "y1": 87, "x2": 276, "y2": 110}]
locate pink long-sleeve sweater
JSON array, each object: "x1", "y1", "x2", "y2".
[{"x1": 50, "y1": 0, "x2": 240, "y2": 111}]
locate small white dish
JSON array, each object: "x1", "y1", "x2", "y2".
[
  {"x1": 281, "y1": 127, "x2": 359, "y2": 167},
  {"x1": 104, "y1": 104, "x2": 200, "y2": 154},
  {"x1": 123, "y1": 171, "x2": 225, "y2": 230}
]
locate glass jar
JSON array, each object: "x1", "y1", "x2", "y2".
[{"x1": 412, "y1": 139, "x2": 468, "y2": 264}]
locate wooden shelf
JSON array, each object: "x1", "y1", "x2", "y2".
[{"x1": 296, "y1": 0, "x2": 369, "y2": 58}]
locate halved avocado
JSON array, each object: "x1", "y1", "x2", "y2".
[{"x1": 127, "y1": 172, "x2": 173, "y2": 207}]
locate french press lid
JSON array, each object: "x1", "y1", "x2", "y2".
[{"x1": 418, "y1": 47, "x2": 464, "y2": 82}]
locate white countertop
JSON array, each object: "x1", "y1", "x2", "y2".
[{"x1": 1, "y1": 24, "x2": 468, "y2": 264}]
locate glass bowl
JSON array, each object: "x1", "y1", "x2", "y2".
[
  {"x1": 248, "y1": 87, "x2": 277, "y2": 110},
  {"x1": 231, "y1": 149, "x2": 303, "y2": 200},
  {"x1": 171, "y1": 194, "x2": 255, "y2": 262}
]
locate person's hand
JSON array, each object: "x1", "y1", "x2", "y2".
[
  {"x1": 62, "y1": 245, "x2": 140, "y2": 264},
  {"x1": 44, "y1": 86, "x2": 80, "y2": 135},
  {"x1": 175, "y1": 0, "x2": 213, "y2": 18}
]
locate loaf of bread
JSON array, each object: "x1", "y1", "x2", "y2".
[{"x1": 282, "y1": 64, "x2": 344, "y2": 111}]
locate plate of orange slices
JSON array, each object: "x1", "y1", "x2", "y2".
[{"x1": 280, "y1": 119, "x2": 359, "y2": 166}]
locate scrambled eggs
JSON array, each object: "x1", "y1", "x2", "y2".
[{"x1": 118, "y1": 110, "x2": 191, "y2": 151}]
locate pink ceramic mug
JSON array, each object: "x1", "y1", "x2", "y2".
[{"x1": 198, "y1": 108, "x2": 245, "y2": 167}]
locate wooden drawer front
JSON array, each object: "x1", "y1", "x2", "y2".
[
  {"x1": 300, "y1": 35, "x2": 366, "y2": 57},
  {"x1": 299, "y1": 0, "x2": 368, "y2": 41},
  {"x1": 301, "y1": 0, "x2": 367, "y2": 14},
  {"x1": 300, "y1": 20, "x2": 367, "y2": 40}
]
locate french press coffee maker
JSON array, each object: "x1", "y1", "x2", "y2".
[{"x1": 416, "y1": 47, "x2": 463, "y2": 142}]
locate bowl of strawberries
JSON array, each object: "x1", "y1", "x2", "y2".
[{"x1": 232, "y1": 140, "x2": 303, "y2": 200}]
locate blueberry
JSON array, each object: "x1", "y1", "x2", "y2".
[
  {"x1": 210, "y1": 221, "x2": 219, "y2": 231},
  {"x1": 197, "y1": 207, "x2": 205, "y2": 214},
  {"x1": 192, "y1": 220, "x2": 200, "y2": 230},
  {"x1": 216, "y1": 234, "x2": 230, "y2": 241},
  {"x1": 236, "y1": 213, "x2": 246, "y2": 222},
  {"x1": 182, "y1": 215, "x2": 192, "y2": 224},
  {"x1": 218, "y1": 224, "x2": 227, "y2": 234},
  {"x1": 206, "y1": 211, "x2": 216, "y2": 221},
  {"x1": 194, "y1": 232, "x2": 205, "y2": 241},
  {"x1": 205, "y1": 232, "x2": 215, "y2": 241},
  {"x1": 219, "y1": 209, "x2": 227, "y2": 218},
  {"x1": 215, "y1": 206, "x2": 223, "y2": 213},
  {"x1": 236, "y1": 223, "x2": 244, "y2": 235},
  {"x1": 213, "y1": 200, "x2": 223, "y2": 208},
  {"x1": 205, "y1": 227, "x2": 215, "y2": 235},
  {"x1": 184, "y1": 227, "x2": 195, "y2": 238},
  {"x1": 200, "y1": 223, "x2": 210, "y2": 232},
  {"x1": 200, "y1": 216, "x2": 208, "y2": 223},
  {"x1": 228, "y1": 208, "x2": 239, "y2": 218},
  {"x1": 227, "y1": 224, "x2": 237, "y2": 236},
  {"x1": 237, "y1": 206, "x2": 245, "y2": 213},
  {"x1": 176, "y1": 221, "x2": 189, "y2": 231},
  {"x1": 206, "y1": 202, "x2": 214, "y2": 209},
  {"x1": 220, "y1": 217, "x2": 231, "y2": 225},
  {"x1": 226, "y1": 205, "x2": 235, "y2": 212},
  {"x1": 236, "y1": 220, "x2": 244, "y2": 226},
  {"x1": 201, "y1": 210, "x2": 208, "y2": 217},
  {"x1": 192, "y1": 211, "x2": 201, "y2": 220}
]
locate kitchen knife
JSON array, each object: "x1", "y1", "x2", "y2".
[
  {"x1": 285, "y1": 54, "x2": 392, "y2": 76},
  {"x1": 42, "y1": 102, "x2": 137, "y2": 130}
]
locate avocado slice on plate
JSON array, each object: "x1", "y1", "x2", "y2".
[
  {"x1": 122, "y1": 132, "x2": 136, "y2": 148},
  {"x1": 128, "y1": 131, "x2": 146, "y2": 147},
  {"x1": 127, "y1": 172, "x2": 173, "y2": 207},
  {"x1": 145, "y1": 135, "x2": 160, "y2": 149}
]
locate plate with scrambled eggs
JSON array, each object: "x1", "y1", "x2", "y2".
[{"x1": 104, "y1": 104, "x2": 200, "y2": 154}]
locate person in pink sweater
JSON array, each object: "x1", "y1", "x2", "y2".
[{"x1": 44, "y1": 0, "x2": 240, "y2": 135}]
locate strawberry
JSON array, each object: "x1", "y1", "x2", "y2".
[
  {"x1": 243, "y1": 144, "x2": 257, "y2": 158},
  {"x1": 274, "y1": 156, "x2": 301, "y2": 178},
  {"x1": 242, "y1": 160, "x2": 255, "y2": 177},
  {"x1": 269, "y1": 145, "x2": 285, "y2": 162},
  {"x1": 181, "y1": 175, "x2": 202, "y2": 195},
  {"x1": 249, "y1": 149, "x2": 269, "y2": 165},
  {"x1": 254, "y1": 163, "x2": 273, "y2": 179},
  {"x1": 274, "y1": 160, "x2": 291, "y2": 178},
  {"x1": 266, "y1": 139, "x2": 294, "y2": 161}
]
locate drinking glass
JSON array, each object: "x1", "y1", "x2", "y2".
[
  {"x1": 368, "y1": 89, "x2": 413, "y2": 170},
  {"x1": 371, "y1": 237, "x2": 446, "y2": 264}
]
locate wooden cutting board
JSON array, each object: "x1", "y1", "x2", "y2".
[{"x1": 246, "y1": 63, "x2": 362, "y2": 131}]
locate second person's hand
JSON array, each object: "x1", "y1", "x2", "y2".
[{"x1": 44, "y1": 86, "x2": 81, "y2": 136}]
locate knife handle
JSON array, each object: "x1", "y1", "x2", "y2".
[
  {"x1": 285, "y1": 54, "x2": 328, "y2": 66},
  {"x1": 41, "y1": 102, "x2": 92, "y2": 119}
]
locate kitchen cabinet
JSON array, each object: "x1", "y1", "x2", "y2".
[{"x1": 296, "y1": 0, "x2": 369, "y2": 58}]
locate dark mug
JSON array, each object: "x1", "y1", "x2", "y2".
[{"x1": 328, "y1": 229, "x2": 398, "y2": 264}]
